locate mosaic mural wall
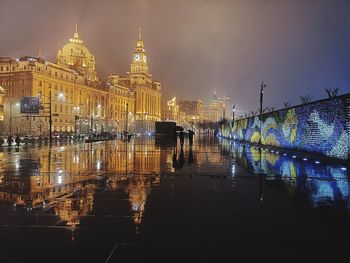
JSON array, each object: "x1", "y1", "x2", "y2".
[{"x1": 220, "y1": 94, "x2": 350, "y2": 160}]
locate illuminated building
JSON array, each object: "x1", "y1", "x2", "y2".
[
  {"x1": 0, "y1": 25, "x2": 135, "y2": 135},
  {"x1": 57, "y1": 24, "x2": 98, "y2": 83},
  {"x1": 112, "y1": 28, "x2": 162, "y2": 134},
  {"x1": 206, "y1": 91, "x2": 230, "y2": 122},
  {"x1": 179, "y1": 99, "x2": 206, "y2": 124},
  {"x1": 162, "y1": 96, "x2": 180, "y2": 122}
]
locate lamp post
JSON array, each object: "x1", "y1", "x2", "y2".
[
  {"x1": 232, "y1": 104, "x2": 235, "y2": 123},
  {"x1": 42, "y1": 91, "x2": 64, "y2": 145},
  {"x1": 73, "y1": 106, "x2": 80, "y2": 133},
  {"x1": 259, "y1": 82, "x2": 266, "y2": 146},
  {"x1": 97, "y1": 104, "x2": 101, "y2": 132},
  {"x1": 89, "y1": 104, "x2": 96, "y2": 135},
  {"x1": 49, "y1": 90, "x2": 52, "y2": 144},
  {"x1": 9, "y1": 101, "x2": 20, "y2": 136},
  {"x1": 125, "y1": 103, "x2": 129, "y2": 133}
]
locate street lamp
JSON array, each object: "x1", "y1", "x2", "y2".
[
  {"x1": 39, "y1": 91, "x2": 65, "y2": 145},
  {"x1": 73, "y1": 106, "x2": 81, "y2": 133},
  {"x1": 232, "y1": 104, "x2": 236, "y2": 123},
  {"x1": 9, "y1": 101, "x2": 20, "y2": 136},
  {"x1": 259, "y1": 82, "x2": 267, "y2": 146}
]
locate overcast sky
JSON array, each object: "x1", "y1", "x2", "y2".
[{"x1": 1, "y1": 0, "x2": 350, "y2": 113}]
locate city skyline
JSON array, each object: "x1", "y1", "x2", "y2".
[{"x1": 1, "y1": 0, "x2": 350, "y2": 113}]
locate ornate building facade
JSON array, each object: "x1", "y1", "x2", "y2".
[
  {"x1": 0, "y1": 25, "x2": 163, "y2": 136},
  {"x1": 114, "y1": 29, "x2": 162, "y2": 134},
  {"x1": 179, "y1": 99, "x2": 206, "y2": 124},
  {"x1": 162, "y1": 97, "x2": 179, "y2": 121}
]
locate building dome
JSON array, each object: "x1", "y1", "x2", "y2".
[{"x1": 57, "y1": 24, "x2": 98, "y2": 81}]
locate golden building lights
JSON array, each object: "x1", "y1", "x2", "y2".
[{"x1": 0, "y1": 25, "x2": 161, "y2": 136}]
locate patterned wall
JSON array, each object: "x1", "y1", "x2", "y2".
[{"x1": 220, "y1": 94, "x2": 350, "y2": 160}]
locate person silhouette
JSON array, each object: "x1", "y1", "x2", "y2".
[
  {"x1": 178, "y1": 147, "x2": 185, "y2": 168},
  {"x1": 173, "y1": 130, "x2": 178, "y2": 147},
  {"x1": 178, "y1": 130, "x2": 185, "y2": 148},
  {"x1": 188, "y1": 130, "x2": 194, "y2": 146},
  {"x1": 172, "y1": 148, "x2": 178, "y2": 170}
]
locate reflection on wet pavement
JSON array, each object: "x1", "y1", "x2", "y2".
[
  {"x1": 0, "y1": 136, "x2": 349, "y2": 262},
  {"x1": 219, "y1": 140, "x2": 350, "y2": 213}
]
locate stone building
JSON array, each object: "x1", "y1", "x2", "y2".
[
  {"x1": 0, "y1": 25, "x2": 165, "y2": 136},
  {"x1": 112, "y1": 28, "x2": 162, "y2": 134}
]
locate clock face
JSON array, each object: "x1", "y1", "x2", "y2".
[
  {"x1": 135, "y1": 54, "x2": 140, "y2": 61},
  {"x1": 143, "y1": 56, "x2": 147, "y2": 62}
]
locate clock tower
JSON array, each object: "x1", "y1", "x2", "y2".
[{"x1": 130, "y1": 27, "x2": 149, "y2": 80}]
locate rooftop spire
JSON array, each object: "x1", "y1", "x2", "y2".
[
  {"x1": 70, "y1": 23, "x2": 83, "y2": 44},
  {"x1": 74, "y1": 23, "x2": 79, "y2": 38},
  {"x1": 138, "y1": 26, "x2": 142, "y2": 40}
]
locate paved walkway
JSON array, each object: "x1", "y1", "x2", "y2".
[{"x1": 0, "y1": 136, "x2": 349, "y2": 262}]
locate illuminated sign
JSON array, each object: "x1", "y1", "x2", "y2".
[{"x1": 20, "y1": 97, "x2": 40, "y2": 114}]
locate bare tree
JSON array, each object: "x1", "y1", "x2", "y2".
[
  {"x1": 325, "y1": 88, "x2": 339, "y2": 98},
  {"x1": 250, "y1": 110, "x2": 258, "y2": 116},
  {"x1": 283, "y1": 102, "x2": 291, "y2": 108},
  {"x1": 299, "y1": 95, "x2": 312, "y2": 104}
]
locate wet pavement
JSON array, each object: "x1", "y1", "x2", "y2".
[{"x1": 0, "y1": 136, "x2": 349, "y2": 262}]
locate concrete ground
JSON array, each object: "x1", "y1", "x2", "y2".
[{"x1": 0, "y1": 136, "x2": 349, "y2": 262}]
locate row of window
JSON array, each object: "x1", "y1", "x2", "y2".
[{"x1": 0, "y1": 79, "x2": 25, "y2": 86}]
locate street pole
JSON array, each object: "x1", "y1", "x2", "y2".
[
  {"x1": 90, "y1": 109, "x2": 93, "y2": 135},
  {"x1": 259, "y1": 82, "x2": 266, "y2": 146},
  {"x1": 232, "y1": 104, "x2": 235, "y2": 123},
  {"x1": 9, "y1": 101, "x2": 12, "y2": 136},
  {"x1": 125, "y1": 103, "x2": 129, "y2": 133},
  {"x1": 49, "y1": 90, "x2": 52, "y2": 145}
]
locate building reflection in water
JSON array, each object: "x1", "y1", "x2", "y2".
[
  {"x1": 219, "y1": 139, "x2": 350, "y2": 212},
  {"x1": 0, "y1": 139, "x2": 162, "y2": 229},
  {"x1": 0, "y1": 137, "x2": 219, "y2": 230}
]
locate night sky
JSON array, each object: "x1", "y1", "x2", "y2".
[{"x1": 1, "y1": 0, "x2": 350, "y2": 114}]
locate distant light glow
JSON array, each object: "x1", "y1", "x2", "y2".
[
  {"x1": 340, "y1": 167, "x2": 347, "y2": 171},
  {"x1": 315, "y1": 161, "x2": 320, "y2": 164},
  {"x1": 303, "y1": 158, "x2": 308, "y2": 161}
]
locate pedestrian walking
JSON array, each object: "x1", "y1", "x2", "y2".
[
  {"x1": 179, "y1": 130, "x2": 185, "y2": 148},
  {"x1": 188, "y1": 129, "x2": 195, "y2": 146}
]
